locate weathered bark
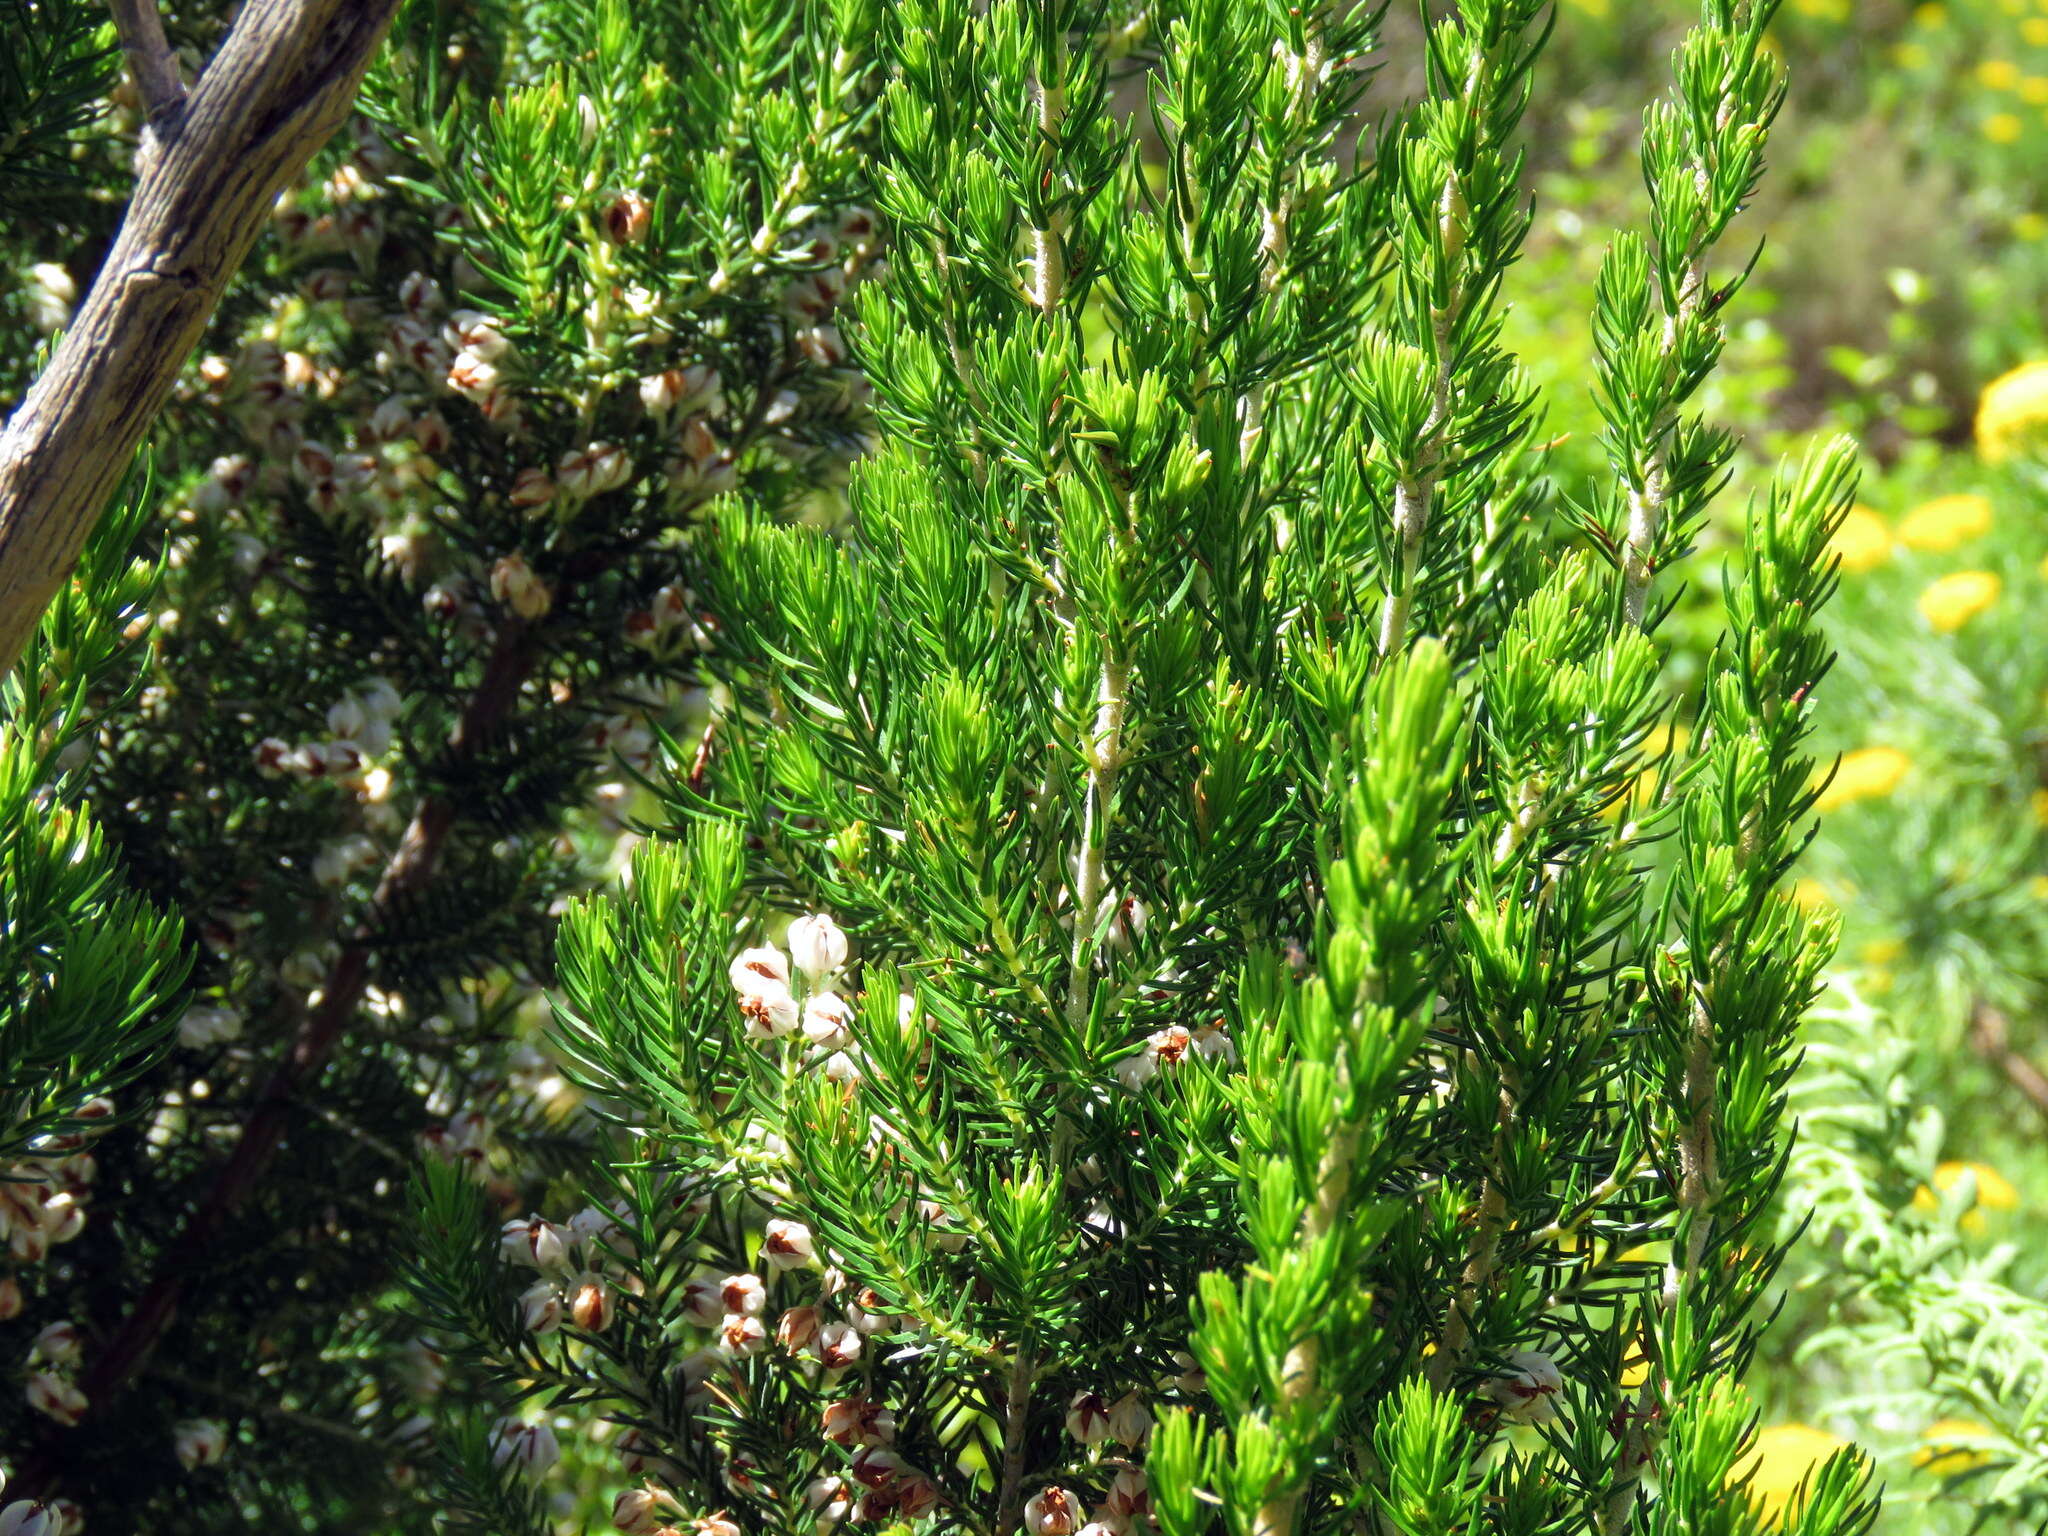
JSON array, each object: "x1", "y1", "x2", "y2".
[{"x1": 0, "y1": 0, "x2": 404, "y2": 675}]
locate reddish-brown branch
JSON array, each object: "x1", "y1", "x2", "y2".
[
  {"x1": 1969, "y1": 1001, "x2": 2048, "y2": 1124},
  {"x1": 13, "y1": 627, "x2": 533, "y2": 1500}
]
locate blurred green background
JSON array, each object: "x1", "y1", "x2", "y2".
[{"x1": 1501, "y1": 2, "x2": 2048, "y2": 1528}]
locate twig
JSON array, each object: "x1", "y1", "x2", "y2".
[
  {"x1": 1969, "y1": 1000, "x2": 2048, "y2": 1123},
  {"x1": 0, "y1": 0, "x2": 405, "y2": 676},
  {"x1": 105, "y1": 0, "x2": 185, "y2": 130}
]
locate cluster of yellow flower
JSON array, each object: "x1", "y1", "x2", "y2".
[{"x1": 1977, "y1": 358, "x2": 2048, "y2": 460}]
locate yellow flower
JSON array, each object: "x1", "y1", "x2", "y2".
[
  {"x1": 1897, "y1": 491, "x2": 1992, "y2": 549},
  {"x1": 2021, "y1": 212, "x2": 2048, "y2": 240},
  {"x1": 1915, "y1": 1419, "x2": 1999, "y2": 1476},
  {"x1": 1859, "y1": 937, "x2": 1905, "y2": 967},
  {"x1": 2032, "y1": 874, "x2": 2048, "y2": 900},
  {"x1": 1894, "y1": 41, "x2": 1930, "y2": 67},
  {"x1": 1915, "y1": 0, "x2": 1945, "y2": 23},
  {"x1": 2032, "y1": 786, "x2": 2048, "y2": 824},
  {"x1": 1978, "y1": 359, "x2": 2048, "y2": 460},
  {"x1": 1918, "y1": 570, "x2": 2001, "y2": 632},
  {"x1": 1912, "y1": 1160, "x2": 2022, "y2": 1232},
  {"x1": 1981, "y1": 58, "x2": 2023, "y2": 89},
  {"x1": 1828, "y1": 505, "x2": 1891, "y2": 571},
  {"x1": 2026, "y1": 21, "x2": 2048, "y2": 47},
  {"x1": 1740, "y1": 1424, "x2": 1850, "y2": 1519},
  {"x1": 1790, "y1": 877, "x2": 1835, "y2": 913},
  {"x1": 1620, "y1": 1338, "x2": 1651, "y2": 1389},
  {"x1": 1986, "y1": 111, "x2": 2025, "y2": 142},
  {"x1": 1816, "y1": 746, "x2": 1911, "y2": 810}
]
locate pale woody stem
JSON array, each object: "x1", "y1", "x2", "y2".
[{"x1": 1067, "y1": 657, "x2": 1127, "y2": 1028}]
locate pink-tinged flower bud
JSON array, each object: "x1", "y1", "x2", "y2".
[
  {"x1": 676, "y1": 1346, "x2": 720, "y2": 1407},
  {"x1": 1102, "y1": 1469, "x2": 1149, "y2": 1521},
  {"x1": 822, "y1": 1396, "x2": 896, "y2": 1447},
  {"x1": 446, "y1": 310, "x2": 511, "y2": 361},
  {"x1": 1106, "y1": 1390, "x2": 1151, "y2": 1447},
  {"x1": 398, "y1": 272, "x2": 442, "y2": 316},
  {"x1": 413, "y1": 410, "x2": 452, "y2": 455},
  {"x1": 604, "y1": 192, "x2": 651, "y2": 245},
  {"x1": 489, "y1": 1418, "x2": 560, "y2": 1475},
  {"x1": 896, "y1": 1477, "x2": 940, "y2": 1519},
  {"x1": 490, "y1": 553, "x2": 552, "y2": 620},
  {"x1": 518, "y1": 1278, "x2": 562, "y2": 1334},
  {"x1": 847, "y1": 1447, "x2": 904, "y2": 1489},
  {"x1": 1481, "y1": 1349, "x2": 1564, "y2": 1426},
  {"x1": 292, "y1": 440, "x2": 336, "y2": 484},
  {"x1": 614, "y1": 1427, "x2": 678, "y2": 1482},
  {"x1": 447, "y1": 351, "x2": 500, "y2": 399},
  {"x1": 681, "y1": 1277, "x2": 724, "y2": 1328},
  {"x1": 796, "y1": 324, "x2": 846, "y2": 368},
  {"x1": 571, "y1": 1274, "x2": 616, "y2": 1333},
  {"x1": 44, "y1": 1503, "x2": 80, "y2": 1536},
  {"x1": 173, "y1": 1418, "x2": 228, "y2": 1469},
  {"x1": 0, "y1": 1502, "x2": 59, "y2": 1536},
  {"x1": 367, "y1": 397, "x2": 413, "y2": 443},
  {"x1": 569, "y1": 1205, "x2": 618, "y2": 1247},
  {"x1": 32, "y1": 1322, "x2": 81, "y2": 1367},
  {"x1": 728, "y1": 946, "x2": 791, "y2": 995},
  {"x1": 500, "y1": 1215, "x2": 573, "y2": 1270},
  {"x1": 717, "y1": 1314, "x2": 766, "y2": 1360},
  {"x1": 801, "y1": 995, "x2": 853, "y2": 1048},
  {"x1": 1064, "y1": 1390, "x2": 1109, "y2": 1446},
  {"x1": 762, "y1": 1218, "x2": 815, "y2": 1271},
  {"x1": 719, "y1": 1272, "x2": 766, "y2": 1316},
  {"x1": 613, "y1": 1487, "x2": 673, "y2": 1534},
  {"x1": 303, "y1": 267, "x2": 350, "y2": 303},
  {"x1": 10, "y1": 1221, "x2": 49, "y2": 1264},
  {"x1": 0, "y1": 1276, "x2": 22, "y2": 1320},
  {"x1": 558, "y1": 442, "x2": 632, "y2": 499},
  {"x1": 739, "y1": 986, "x2": 800, "y2": 1041},
  {"x1": 638, "y1": 370, "x2": 686, "y2": 415},
  {"x1": 508, "y1": 468, "x2": 556, "y2": 514},
  {"x1": 786, "y1": 914, "x2": 849, "y2": 979},
  {"x1": 1115, "y1": 1025, "x2": 1193, "y2": 1092},
  {"x1": 26, "y1": 1371, "x2": 87, "y2": 1426},
  {"x1": 253, "y1": 738, "x2": 292, "y2": 777},
  {"x1": 1167, "y1": 1350, "x2": 1206, "y2": 1394},
  {"x1": 776, "y1": 1304, "x2": 821, "y2": 1353},
  {"x1": 815, "y1": 1320, "x2": 862, "y2": 1369},
  {"x1": 805, "y1": 1476, "x2": 853, "y2": 1525},
  {"x1": 845, "y1": 1287, "x2": 895, "y2": 1335},
  {"x1": 694, "y1": 1514, "x2": 743, "y2": 1536},
  {"x1": 1023, "y1": 1487, "x2": 1085, "y2": 1536}
]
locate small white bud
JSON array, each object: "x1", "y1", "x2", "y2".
[
  {"x1": 729, "y1": 945, "x2": 791, "y2": 995},
  {"x1": 489, "y1": 1418, "x2": 560, "y2": 1475},
  {"x1": 718, "y1": 1312, "x2": 768, "y2": 1358},
  {"x1": 32, "y1": 1322, "x2": 81, "y2": 1367},
  {"x1": 786, "y1": 913, "x2": 849, "y2": 979},
  {"x1": 172, "y1": 1418, "x2": 228, "y2": 1469},
  {"x1": 815, "y1": 1320, "x2": 862, "y2": 1369},
  {"x1": 0, "y1": 1502, "x2": 59, "y2": 1536},
  {"x1": 1481, "y1": 1349, "x2": 1565, "y2": 1425},
  {"x1": 26, "y1": 1371, "x2": 87, "y2": 1426},
  {"x1": 518, "y1": 1278, "x2": 562, "y2": 1334},
  {"x1": 1023, "y1": 1486, "x2": 1086, "y2": 1536},
  {"x1": 761, "y1": 1218, "x2": 815, "y2": 1270},
  {"x1": 1064, "y1": 1389, "x2": 1110, "y2": 1445},
  {"x1": 802, "y1": 992, "x2": 853, "y2": 1050}
]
